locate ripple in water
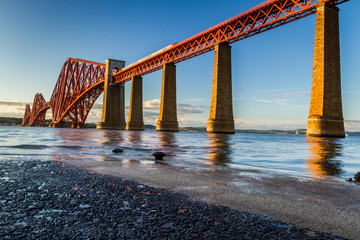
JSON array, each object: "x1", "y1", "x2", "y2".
[
  {"x1": 0, "y1": 126, "x2": 359, "y2": 180},
  {"x1": 13, "y1": 144, "x2": 48, "y2": 150}
]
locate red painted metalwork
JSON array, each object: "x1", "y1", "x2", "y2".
[
  {"x1": 22, "y1": 104, "x2": 31, "y2": 126},
  {"x1": 49, "y1": 58, "x2": 105, "y2": 125},
  {"x1": 23, "y1": 58, "x2": 106, "y2": 126},
  {"x1": 113, "y1": 0, "x2": 349, "y2": 84},
  {"x1": 29, "y1": 93, "x2": 50, "y2": 126}
]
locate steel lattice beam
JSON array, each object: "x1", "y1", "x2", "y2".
[
  {"x1": 22, "y1": 104, "x2": 31, "y2": 126},
  {"x1": 29, "y1": 93, "x2": 50, "y2": 126},
  {"x1": 49, "y1": 58, "x2": 106, "y2": 124},
  {"x1": 113, "y1": 0, "x2": 349, "y2": 84},
  {"x1": 24, "y1": 58, "x2": 106, "y2": 127}
]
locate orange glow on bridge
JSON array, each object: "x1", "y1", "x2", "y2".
[
  {"x1": 112, "y1": 0, "x2": 349, "y2": 84},
  {"x1": 22, "y1": 0, "x2": 349, "y2": 127}
]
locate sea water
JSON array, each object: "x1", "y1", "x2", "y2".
[{"x1": 0, "y1": 126, "x2": 359, "y2": 180}]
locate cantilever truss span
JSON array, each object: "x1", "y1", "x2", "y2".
[
  {"x1": 22, "y1": 58, "x2": 106, "y2": 126},
  {"x1": 30, "y1": 93, "x2": 50, "y2": 126},
  {"x1": 50, "y1": 58, "x2": 106, "y2": 125},
  {"x1": 113, "y1": 0, "x2": 349, "y2": 84},
  {"x1": 22, "y1": 104, "x2": 31, "y2": 126}
]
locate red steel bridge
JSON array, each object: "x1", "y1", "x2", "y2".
[{"x1": 22, "y1": 0, "x2": 348, "y2": 127}]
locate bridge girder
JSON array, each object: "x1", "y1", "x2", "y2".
[
  {"x1": 49, "y1": 58, "x2": 106, "y2": 125},
  {"x1": 113, "y1": 0, "x2": 349, "y2": 84}
]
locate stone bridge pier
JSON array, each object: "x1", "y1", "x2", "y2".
[
  {"x1": 96, "y1": 2, "x2": 345, "y2": 137},
  {"x1": 97, "y1": 59, "x2": 126, "y2": 130},
  {"x1": 156, "y1": 63, "x2": 179, "y2": 132},
  {"x1": 126, "y1": 76, "x2": 145, "y2": 131},
  {"x1": 207, "y1": 42, "x2": 235, "y2": 134},
  {"x1": 307, "y1": 3, "x2": 345, "y2": 138}
]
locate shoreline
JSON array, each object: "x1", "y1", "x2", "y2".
[
  {"x1": 1, "y1": 159, "x2": 351, "y2": 239},
  {"x1": 61, "y1": 157, "x2": 360, "y2": 240}
]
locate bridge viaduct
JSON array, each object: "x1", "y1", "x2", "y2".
[{"x1": 22, "y1": 0, "x2": 349, "y2": 138}]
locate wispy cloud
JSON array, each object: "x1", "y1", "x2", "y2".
[
  {"x1": 178, "y1": 103, "x2": 202, "y2": 114},
  {"x1": 254, "y1": 89, "x2": 311, "y2": 96},
  {"x1": 0, "y1": 104, "x2": 29, "y2": 118},
  {"x1": 249, "y1": 88, "x2": 310, "y2": 109},
  {"x1": 143, "y1": 111, "x2": 159, "y2": 125},
  {"x1": 296, "y1": 92, "x2": 310, "y2": 96},
  {"x1": 143, "y1": 111, "x2": 158, "y2": 118},
  {"x1": 0, "y1": 111, "x2": 24, "y2": 118},
  {"x1": 344, "y1": 120, "x2": 360, "y2": 124},
  {"x1": 0, "y1": 100, "x2": 30, "y2": 106},
  {"x1": 143, "y1": 99, "x2": 202, "y2": 114},
  {"x1": 273, "y1": 93, "x2": 291, "y2": 98},
  {"x1": 255, "y1": 98, "x2": 290, "y2": 106},
  {"x1": 91, "y1": 103, "x2": 103, "y2": 110}
]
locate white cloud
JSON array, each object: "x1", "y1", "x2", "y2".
[
  {"x1": 143, "y1": 99, "x2": 202, "y2": 114},
  {"x1": 143, "y1": 99, "x2": 161, "y2": 109}
]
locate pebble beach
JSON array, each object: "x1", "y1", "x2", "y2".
[{"x1": 0, "y1": 159, "x2": 348, "y2": 239}]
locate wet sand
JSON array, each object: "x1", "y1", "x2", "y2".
[{"x1": 64, "y1": 158, "x2": 360, "y2": 240}]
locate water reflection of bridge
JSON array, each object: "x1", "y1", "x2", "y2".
[
  {"x1": 206, "y1": 134, "x2": 232, "y2": 167},
  {"x1": 306, "y1": 137, "x2": 343, "y2": 178},
  {"x1": 50, "y1": 128, "x2": 345, "y2": 178}
]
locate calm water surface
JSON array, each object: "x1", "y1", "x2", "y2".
[{"x1": 0, "y1": 126, "x2": 359, "y2": 180}]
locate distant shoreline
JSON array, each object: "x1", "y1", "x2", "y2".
[{"x1": 2, "y1": 117, "x2": 360, "y2": 136}]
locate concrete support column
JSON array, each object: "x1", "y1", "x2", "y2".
[
  {"x1": 307, "y1": 3, "x2": 345, "y2": 138},
  {"x1": 97, "y1": 59, "x2": 126, "y2": 130},
  {"x1": 206, "y1": 42, "x2": 235, "y2": 134},
  {"x1": 126, "y1": 76, "x2": 145, "y2": 131},
  {"x1": 156, "y1": 63, "x2": 179, "y2": 132}
]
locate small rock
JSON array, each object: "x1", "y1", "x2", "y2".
[
  {"x1": 112, "y1": 148, "x2": 123, "y2": 153},
  {"x1": 152, "y1": 152, "x2": 166, "y2": 160},
  {"x1": 79, "y1": 204, "x2": 91, "y2": 209},
  {"x1": 355, "y1": 172, "x2": 360, "y2": 182},
  {"x1": 347, "y1": 178, "x2": 353, "y2": 182}
]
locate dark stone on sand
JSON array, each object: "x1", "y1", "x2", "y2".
[
  {"x1": 355, "y1": 172, "x2": 360, "y2": 182},
  {"x1": 152, "y1": 152, "x2": 166, "y2": 160},
  {"x1": 112, "y1": 148, "x2": 124, "y2": 153},
  {"x1": 347, "y1": 178, "x2": 353, "y2": 182}
]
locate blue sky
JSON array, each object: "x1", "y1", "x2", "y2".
[{"x1": 0, "y1": 0, "x2": 359, "y2": 130}]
